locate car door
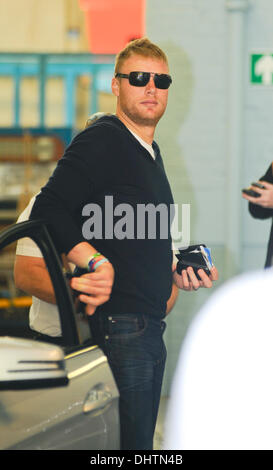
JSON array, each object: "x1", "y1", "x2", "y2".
[{"x1": 0, "y1": 220, "x2": 119, "y2": 450}]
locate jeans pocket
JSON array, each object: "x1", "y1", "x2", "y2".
[{"x1": 107, "y1": 314, "x2": 146, "y2": 339}]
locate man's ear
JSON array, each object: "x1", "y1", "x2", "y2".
[{"x1": 111, "y1": 77, "x2": 120, "y2": 97}]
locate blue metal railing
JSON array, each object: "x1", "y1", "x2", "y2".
[{"x1": 0, "y1": 53, "x2": 115, "y2": 128}]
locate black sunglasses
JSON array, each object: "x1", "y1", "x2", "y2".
[{"x1": 115, "y1": 71, "x2": 172, "y2": 89}]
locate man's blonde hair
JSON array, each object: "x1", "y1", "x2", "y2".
[{"x1": 114, "y1": 37, "x2": 168, "y2": 74}]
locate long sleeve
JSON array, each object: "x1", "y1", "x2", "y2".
[
  {"x1": 248, "y1": 163, "x2": 273, "y2": 219},
  {"x1": 30, "y1": 125, "x2": 112, "y2": 254}
]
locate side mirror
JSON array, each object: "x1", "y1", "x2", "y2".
[{"x1": 0, "y1": 337, "x2": 69, "y2": 390}]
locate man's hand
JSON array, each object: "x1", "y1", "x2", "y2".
[
  {"x1": 70, "y1": 261, "x2": 114, "y2": 315},
  {"x1": 173, "y1": 265, "x2": 218, "y2": 291},
  {"x1": 242, "y1": 181, "x2": 273, "y2": 208}
]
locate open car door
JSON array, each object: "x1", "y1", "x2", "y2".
[{"x1": 0, "y1": 220, "x2": 119, "y2": 450}]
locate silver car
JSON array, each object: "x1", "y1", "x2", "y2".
[{"x1": 0, "y1": 220, "x2": 120, "y2": 450}]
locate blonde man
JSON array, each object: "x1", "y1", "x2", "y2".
[{"x1": 28, "y1": 38, "x2": 218, "y2": 450}]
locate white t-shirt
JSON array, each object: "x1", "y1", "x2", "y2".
[
  {"x1": 129, "y1": 130, "x2": 156, "y2": 160},
  {"x1": 164, "y1": 267, "x2": 273, "y2": 450},
  {"x1": 16, "y1": 195, "x2": 62, "y2": 337}
]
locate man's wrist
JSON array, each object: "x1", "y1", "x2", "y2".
[{"x1": 87, "y1": 253, "x2": 110, "y2": 272}]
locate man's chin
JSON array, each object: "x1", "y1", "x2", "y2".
[
  {"x1": 127, "y1": 111, "x2": 163, "y2": 127},
  {"x1": 135, "y1": 117, "x2": 160, "y2": 126}
]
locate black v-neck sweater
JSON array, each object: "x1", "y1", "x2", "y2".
[{"x1": 30, "y1": 116, "x2": 174, "y2": 318}]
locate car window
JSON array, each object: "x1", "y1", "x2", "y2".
[{"x1": 0, "y1": 221, "x2": 93, "y2": 351}]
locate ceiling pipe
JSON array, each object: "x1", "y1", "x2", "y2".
[{"x1": 225, "y1": 0, "x2": 250, "y2": 278}]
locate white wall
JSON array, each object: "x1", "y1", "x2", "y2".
[{"x1": 146, "y1": 0, "x2": 273, "y2": 393}]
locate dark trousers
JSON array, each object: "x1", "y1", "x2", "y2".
[{"x1": 88, "y1": 312, "x2": 167, "y2": 450}]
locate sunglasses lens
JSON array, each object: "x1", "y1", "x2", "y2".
[
  {"x1": 128, "y1": 72, "x2": 172, "y2": 89},
  {"x1": 129, "y1": 72, "x2": 150, "y2": 87},
  {"x1": 154, "y1": 74, "x2": 172, "y2": 89}
]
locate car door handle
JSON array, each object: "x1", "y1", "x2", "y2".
[{"x1": 83, "y1": 384, "x2": 113, "y2": 414}]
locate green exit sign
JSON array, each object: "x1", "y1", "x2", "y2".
[{"x1": 251, "y1": 53, "x2": 273, "y2": 85}]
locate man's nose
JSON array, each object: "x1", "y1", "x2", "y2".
[{"x1": 145, "y1": 75, "x2": 156, "y2": 93}]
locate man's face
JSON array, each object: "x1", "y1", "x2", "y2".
[{"x1": 112, "y1": 54, "x2": 170, "y2": 127}]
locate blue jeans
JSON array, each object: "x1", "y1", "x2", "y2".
[{"x1": 89, "y1": 312, "x2": 167, "y2": 450}]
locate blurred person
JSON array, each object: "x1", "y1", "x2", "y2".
[
  {"x1": 18, "y1": 38, "x2": 218, "y2": 450},
  {"x1": 14, "y1": 112, "x2": 113, "y2": 344},
  {"x1": 164, "y1": 267, "x2": 273, "y2": 450},
  {"x1": 242, "y1": 162, "x2": 273, "y2": 267}
]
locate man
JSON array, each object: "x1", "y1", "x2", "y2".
[
  {"x1": 16, "y1": 38, "x2": 218, "y2": 449},
  {"x1": 242, "y1": 162, "x2": 273, "y2": 268},
  {"x1": 14, "y1": 112, "x2": 178, "y2": 342}
]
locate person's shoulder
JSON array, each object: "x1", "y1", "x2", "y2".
[
  {"x1": 81, "y1": 115, "x2": 126, "y2": 138},
  {"x1": 69, "y1": 115, "x2": 126, "y2": 152}
]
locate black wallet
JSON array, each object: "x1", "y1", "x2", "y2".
[{"x1": 175, "y1": 244, "x2": 213, "y2": 280}]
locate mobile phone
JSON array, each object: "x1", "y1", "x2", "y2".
[
  {"x1": 251, "y1": 182, "x2": 266, "y2": 189},
  {"x1": 242, "y1": 188, "x2": 261, "y2": 198}
]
